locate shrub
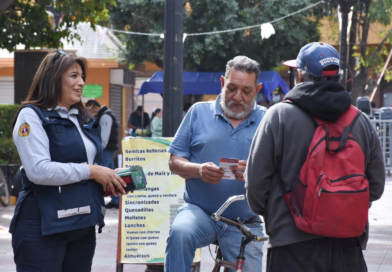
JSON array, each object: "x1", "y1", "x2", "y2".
[
  {"x1": 0, "y1": 138, "x2": 20, "y2": 164},
  {"x1": 0, "y1": 104, "x2": 21, "y2": 165},
  {"x1": 0, "y1": 104, "x2": 20, "y2": 139}
]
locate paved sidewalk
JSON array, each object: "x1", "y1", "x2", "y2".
[
  {"x1": 364, "y1": 175, "x2": 392, "y2": 272},
  {"x1": 1, "y1": 177, "x2": 392, "y2": 272}
]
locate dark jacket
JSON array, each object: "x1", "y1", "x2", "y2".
[
  {"x1": 128, "y1": 111, "x2": 150, "y2": 129},
  {"x1": 96, "y1": 106, "x2": 119, "y2": 151},
  {"x1": 245, "y1": 81, "x2": 385, "y2": 249},
  {"x1": 10, "y1": 105, "x2": 105, "y2": 235}
]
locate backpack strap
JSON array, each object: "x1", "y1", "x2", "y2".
[
  {"x1": 324, "y1": 105, "x2": 362, "y2": 153},
  {"x1": 335, "y1": 105, "x2": 361, "y2": 127},
  {"x1": 283, "y1": 102, "x2": 362, "y2": 153}
]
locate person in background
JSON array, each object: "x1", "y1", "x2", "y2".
[
  {"x1": 86, "y1": 100, "x2": 120, "y2": 209},
  {"x1": 165, "y1": 56, "x2": 266, "y2": 272},
  {"x1": 10, "y1": 50, "x2": 127, "y2": 271},
  {"x1": 150, "y1": 108, "x2": 162, "y2": 137},
  {"x1": 183, "y1": 102, "x2": 192, "y2": 118},
  {"x1": 128, "y1": 105, "x2": 150, "y2": 136}
]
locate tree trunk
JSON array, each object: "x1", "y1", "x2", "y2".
[
  {"x1": 351, "y1": 3, "x2": 371, "y2": 105},
  {"x1": 0, "y1": 0, "x2": 14, "y2": 15},
  {"x1": 351, "y1": 66, "x2": 369, "y2": 105},
  {"x1": 347, "y1": 9, "x2": 358, "y2": 93}
]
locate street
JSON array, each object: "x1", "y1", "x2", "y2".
[{"x1": 1, "y1": 177, "x2": 392, "y2": 272}]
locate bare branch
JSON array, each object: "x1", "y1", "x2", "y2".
[{"x1": 369, "y1": 27, "x2": 392, "y2": 67}]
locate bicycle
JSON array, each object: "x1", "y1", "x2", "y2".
[
  {"x1": 210, "y1": 195, "x2": 268, "y2": 272},
  {"x1": 0, "y1": 169, "x2": 10, "y2": 207}
]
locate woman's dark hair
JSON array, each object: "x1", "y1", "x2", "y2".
[
  {"x1": 18, "y1": 50, "x2": 89, "y2": 118},
  {"x1": 149, "y1": 108, "x2": 162, "y2": 127}
]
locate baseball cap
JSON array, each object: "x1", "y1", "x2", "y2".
[{"x1": 283, "y1": 42, "x2": 340, "y2": 76}]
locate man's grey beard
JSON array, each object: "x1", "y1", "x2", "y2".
[{"x1": 220, "y1": 94, "x2": 255, "y2": 119}]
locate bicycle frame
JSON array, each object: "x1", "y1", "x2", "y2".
[{"x1": 211, "y1": 195, "x2": 267, "y2": 272}]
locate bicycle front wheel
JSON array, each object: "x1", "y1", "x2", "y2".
[{"x1": 0, "y1": 169, "x2": 10, "y2": 207}]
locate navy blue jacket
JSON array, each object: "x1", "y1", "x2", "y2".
[{"x1": 10, "y1": 105, "x2": 105, "y2": 235}]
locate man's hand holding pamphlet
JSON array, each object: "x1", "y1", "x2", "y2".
[{"x1": 219, "y1": 158, "x2": 239, "y2": 180}]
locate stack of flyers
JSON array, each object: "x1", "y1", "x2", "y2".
[
  {"x1": 219, "y1": 158, "x2": 239, "y2": 180},
  {"x1": 105, "y1": 166, "x2": 147, "y2": 196}
]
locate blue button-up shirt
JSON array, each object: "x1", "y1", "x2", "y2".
[{"x1": 168, "y1": 95, "x2": 267, "y2": 221}]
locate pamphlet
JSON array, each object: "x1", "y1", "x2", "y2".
[
  {"x1": 105, "y1": 166, "x2": 147, "y2": 196},
  {"x1": 219, "y1": 158, "x2": 239, "y2": 180}
]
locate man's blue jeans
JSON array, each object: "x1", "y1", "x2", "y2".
[
  {"x1": 102, "y1": 149, "x2": 119, "y2": 204},
  {"x1": 164, "y1": 203, "x2": 264, "y2": 272}
]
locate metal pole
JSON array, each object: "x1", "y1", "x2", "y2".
[
  {"x1": 162, "y1": 0, "x2": 184, "y2": 137},
  {"x1": 289, "y1": 67, "x2": 295, "y2": 89},
  {"x1": 145, "y1": 0, "x2": 183, "y2": 270},
  {"x1": 141, "y1": 94, "x2": 144, "y2": 136},
  {"x1": 116, "y1": 196, "x2": 124, "y2": 272}
]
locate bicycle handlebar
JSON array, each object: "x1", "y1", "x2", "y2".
[
  {"x1": 211, "y1": 195, "x2": 268, "y2": 242},
  {"x1": 211, "y1": 195, "x2": 245, "y2": 221},
  {"x1": 218, "y1": 216, "x2": 242, "y2": 230}
]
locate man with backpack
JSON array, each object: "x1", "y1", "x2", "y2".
[{"x1": 245, "y1": 42, "x2": 385, "y2": 272}]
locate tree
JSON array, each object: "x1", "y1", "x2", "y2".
[
  {"x1": 109, "y1": 0, "x2": 323, "y2": 72},
  {"x1": 0, "y1": 0, "x2": 14, "y2": 15},
  {"x1": 340, "y1": 0, "x2": 392, "y2": 104},
  {"x1": 0, "y1": 104, "x2": 20, "y2": 165},
  {"x1": 0, "y1": 0, "x2": 115, "y2": 52}
]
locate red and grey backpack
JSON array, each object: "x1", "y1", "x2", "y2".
[{"x1": 284, "y1": 103, "x2": 369, "y2": 238}]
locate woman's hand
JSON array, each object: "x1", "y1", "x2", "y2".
[{"x1": 88, "y1": 165, "x2": 127, "y2": 196}]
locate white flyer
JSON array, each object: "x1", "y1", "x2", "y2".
[{"x1": 219, "y1": 158, "x2": 239, "y2": 180}]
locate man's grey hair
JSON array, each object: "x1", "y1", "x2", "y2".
[
  {"x1": 298, "y1": 69, "x2": 343, "y2": 83},
  {"x1": 225, "y1": 56, "x2": 261, "y2": 86}
]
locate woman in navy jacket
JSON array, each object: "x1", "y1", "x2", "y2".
[{"x1": 10, "y1": 50, "x2": 127, "y2": 272}]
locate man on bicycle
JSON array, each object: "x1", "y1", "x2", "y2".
[
  {"x1": 245, "y1": 42, "x2": 385, "y2": 272},
  {"x1": 165, "y1": 56, "x2": 266, "y2": 272}
]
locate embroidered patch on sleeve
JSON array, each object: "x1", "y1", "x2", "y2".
[{"x1": 18, "y1": 123, "x2": 30, "y2": 137}]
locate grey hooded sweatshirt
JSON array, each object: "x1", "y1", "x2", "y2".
[{"x1": 245, "y1": 81, "x2": 385, "y2": 249}]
